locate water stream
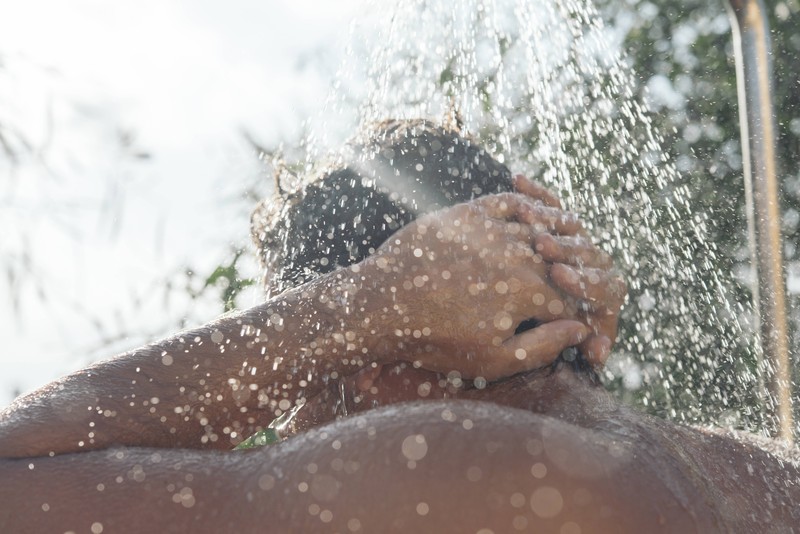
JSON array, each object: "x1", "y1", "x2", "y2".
[{"x1": 289, "y1": 0, "x2": 771, "y2": 432}]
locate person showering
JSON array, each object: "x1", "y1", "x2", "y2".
[{"x1": 1, "y1": 120, "x2": 798, "y2": 533}]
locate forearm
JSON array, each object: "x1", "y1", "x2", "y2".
[
  {"x1": 0, "y1": 266, "x2": 395, "y2": 458},
  {"x1": 2, "y1": 408, "x2": 586, "y2": 534},
  {"x1": 0, "y1": 190, "x2": 618, "y2": 458},
  {"x1": 0, "y1": 448, "x2": 241, "y2": 534}
]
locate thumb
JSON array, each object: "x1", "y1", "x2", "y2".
[{"x1": 485, "y1": 320, "x2": 590, "y2": 380}]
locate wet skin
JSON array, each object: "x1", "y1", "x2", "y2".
[
  {"x1": 268, "y1": 361, "x2": 800, "y2": 532},
  {"x1": 0, "y1": 177, "x2": 619, "y2": 458},
  {"x1": 0, "y1": 182, "x2": 632, "y2": 533},
  {"x1": 2, "y1": 179, "x2": 798, "y2": 532},
  {"x1": 3, "y1": 365, "x2": 799, "y2": 533}
]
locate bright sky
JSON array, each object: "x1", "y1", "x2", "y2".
[{"x1": 0, "y1": 0, "x2": 376, "y2": 405}]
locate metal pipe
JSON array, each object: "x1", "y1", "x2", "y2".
[{"x1": 725, "y1": 0, "x2": 793, "y2": 442}]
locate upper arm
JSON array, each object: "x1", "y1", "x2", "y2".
[{"x1": 1, "y1": 401, "x2": 719, "y2": 534}]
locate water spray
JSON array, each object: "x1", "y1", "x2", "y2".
[{"x1": 725, "y1": 0, "x2": 793, "y2": 442}]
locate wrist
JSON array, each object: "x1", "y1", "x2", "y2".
[
  {"x1": 273, "y1": 261, "x2": 400, "y2": 368},
  {"x1": 350, "y1": 252, "x2": 443, "y2": 365}
]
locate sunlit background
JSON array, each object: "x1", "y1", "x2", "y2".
[
  {"x1": 2, "y1": 0, "x2": 799, "y2": 435},
  {"x1": 0, "y1": 0, "x2": 374, "y2": 404}
]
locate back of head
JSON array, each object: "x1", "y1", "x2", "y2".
[
  {"x1": 251, "y1": 119, "x2": 513, "y2": 296},
  {"x1": 251, "y1": 118, "x2": 601, "y2": 380}
]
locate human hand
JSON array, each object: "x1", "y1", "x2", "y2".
[
  {"x1": 364, "y1": 191, "x2": 591, "y2": 381},
  {"x1": 514, "y1": 175, "x2": 627, "y2": 367}
]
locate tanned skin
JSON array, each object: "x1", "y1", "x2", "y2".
[
  {"x1": 0, "y1": 184, "x2": 602, "y2": 458},
  {"x1": 2, "y1": 178, "x2": 797, "y2": 533}
]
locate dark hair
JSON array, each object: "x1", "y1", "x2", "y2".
[
  {"x1": 250, "y1": 118, "x2": 600, "y2": 380},
  {"x1": 250, "y1": 119, "x2": 513, "y2": 296}
]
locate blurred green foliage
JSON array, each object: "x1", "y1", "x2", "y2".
[
  {"x1": 419, "y1": 0, "x2": 800, "y2": 429},
  {"x1": 165, "y1": 0, "x2": 800, "y2": 430},
  {"x1": 197, "y1": 250, "x2": 255, "y2": 313},
  {"x1": 594, "y1": 0, "x2": 800, "y2": 425}
]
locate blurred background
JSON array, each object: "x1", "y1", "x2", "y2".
[
  {"x1": 2, "y1": 0, "x2": 799, "y2": 433},
  {"x1": 0, "y1": 0, "x2": 374, "y2": 403}
]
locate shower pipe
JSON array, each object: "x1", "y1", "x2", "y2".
[{"x1": 725, "y1": 0, "x2": 793, "y2": 442}]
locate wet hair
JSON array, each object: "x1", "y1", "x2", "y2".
[
  {"x1": 250, "y1": 118, "x2": 599, "y2": 380},
  {"x1": 251, "y1": 119, "x2": 513, "y2": 297}
]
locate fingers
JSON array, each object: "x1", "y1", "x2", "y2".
[
  {"x1": 471, "y1": 192, "x2": 532, "y2": 219},
  {"x1": 547, "y1": 260, "x2": 627, "y2": 370},
  {"x1": 550, "y1": 263, "x2": 626, "y2": 311},
  {"x1": 504, "y1": 204, "x2": 584, "y2": 237},
  {"x1": 472, "y1": 193, "x2": 584, "y2": 235},
  {"x1": 534, "y1": 234, "x2": 613, "y2": 269},
  {"x1": 493, "y1": 239, "x2": 549, "y2": 279},
  {"x1": 484, "y1": 320, "x2": 589, "y2": 380},
  {"x1": 515, "y1": 204, "x2": 583, "y2": 235},
  {"x1": 506, "y1": 268, "x2": 580, "y2": 321},
  {"x1": 513, "y1": 174, "x2": 562, "y2": 209},
  {"x1": 549, "y1": 262, "x2": 625, "y2": 368},
  {"x1": 579, "y1": 335, "x2": 612, "y2": 368}
]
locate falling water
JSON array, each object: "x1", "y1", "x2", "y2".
[{"x1": 289, "y1": 0, "x2": 774, "y2": 432}]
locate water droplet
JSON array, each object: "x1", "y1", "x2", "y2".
[
  {"x1": 547, "y1": 299, "x2": 565, "y2": 315},
  {"x1": 210, "y1": 330, "x2": 224, "y2": 344},
  {"x1": 530, "y1": 487, "x2": 563, "y2": 518},
  {"x1": 531, "y1": 462, "x2": 547, "y2": 479},
  {"x1": 466, "y1": 465, "x2": 482, "y2": 481},
  {"x1": 401, "y1": 434, "x2": 428, "y2": 461},
  {"x1": 320, "y1": 510, "x2": 334, "y2": 523}
]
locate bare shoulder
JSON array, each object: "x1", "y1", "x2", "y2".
[
  {"x1": 4, "y1": 400, "x2": 797, "y2": 533},
  {"x1": 257, "y1": 400, "x2": 723, "y2": 533},
  {"x1": 694, "y1": 424, "x2": 800, "y2": 465}
]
